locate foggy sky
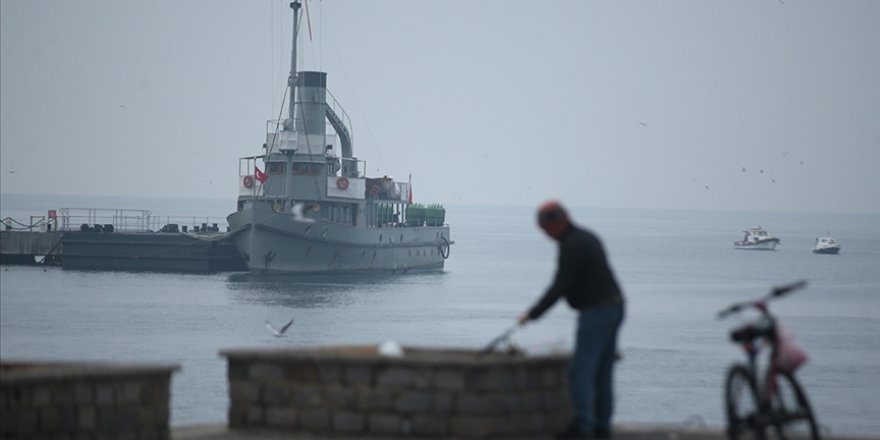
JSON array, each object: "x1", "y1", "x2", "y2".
[{"x1": 1, "y1": 1, "x2": 878, "y2": 213}]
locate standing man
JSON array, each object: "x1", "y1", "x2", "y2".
[{"x1": 518, "y1": 201, "x2": 625, "y2": 439}]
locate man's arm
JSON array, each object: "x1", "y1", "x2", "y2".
[{"x1": 523, "y1": 239, "x2": 582, "y2": 321}]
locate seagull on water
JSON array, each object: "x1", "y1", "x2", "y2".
[{"x1": 266, "y1": 318, "x2": 294, "y2": 337}]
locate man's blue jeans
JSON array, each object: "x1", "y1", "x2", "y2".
[{"x1": 571, "y1": 301, "x2": 624, "y2": 434}]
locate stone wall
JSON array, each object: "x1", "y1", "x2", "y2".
[
  {"x1": 221, "y1": 346, "x2": 572, "y2": 438},
  {"x1": 0, "y1": 360, "x2": 178, "y2": 440}
]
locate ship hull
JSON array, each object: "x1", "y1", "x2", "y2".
[
  {"x1": 812, "y1": 246, "x2": 840, "y2": 255},
  {"x1": 734, "y1": 238, "x2": 780, "y2": 251},
  {"x1": 227, "y1": 201, "x2": 450, "y2": 274}
]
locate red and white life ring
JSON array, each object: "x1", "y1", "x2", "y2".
[
  {"x1": 336, "y1": 176, "x2": 350, "y2": 190},
  {"x1": 243, "y1": 175, "x2": 254, "y2": 189}
]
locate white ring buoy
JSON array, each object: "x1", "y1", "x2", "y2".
[
  {"x1": 336, "y1": 177, "x2": 350, "y2": 190},
  {"x1": 439, "y1": 236, "x2": 450, "y2": 259},
  {"x1": 243, "y1": 175, "x2": 254, "y2": 189}
]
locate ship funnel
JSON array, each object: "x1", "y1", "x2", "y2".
[{"x1": 295, "y1": 71, "x2": 327, "y2": 136}]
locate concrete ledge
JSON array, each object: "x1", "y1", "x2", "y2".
[
  {"x1": 220, "y1": 346, "x2": 568, "y2": 367},
  {"x1": 221, "y1": 345, "x2": 572, "y2": 437},
  {"x1": 1, "y1": 360, "x2": 179, "y2": 384},
  {"x1": 1, "y1": 359, "x2": 179, "y2": 439},
  {"x1": 173, "y1": 423, "x2": 879, "y2": 440}
]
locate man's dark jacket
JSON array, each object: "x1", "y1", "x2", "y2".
[{"x1": 527, "y1": 225, "x2": 623, "y2": 320}]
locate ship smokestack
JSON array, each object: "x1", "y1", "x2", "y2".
[{"x1": 295, "y1": 71, "x2": 328, "y2": 137}]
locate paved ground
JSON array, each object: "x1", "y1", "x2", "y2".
[{"x1": 172, "y1": 423, "x2": 878, "y2": 440}]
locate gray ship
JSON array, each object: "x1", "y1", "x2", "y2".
[{"x1": 226, "y1": 1, "x2": 451, "y2": 274}]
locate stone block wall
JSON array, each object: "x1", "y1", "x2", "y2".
[
  {"x1": 221, "y1": 346, "x2": 572, "y2": 438},
  {"x1": 0, "y1": 360, "x2": 178, "y2": 440}
]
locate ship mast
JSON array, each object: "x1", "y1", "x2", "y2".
[{"x1": 286, "y1": 1, "x2": 301, "y2": 131}]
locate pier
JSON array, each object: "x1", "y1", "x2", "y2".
[
  {"x1": 0, "y1": 230, "x2": 63, "y2": 265},
  {"x1": 0, "y1": 208, "x2": 245, "y2": 272}
]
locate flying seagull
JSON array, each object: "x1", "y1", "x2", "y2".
[
  {"x1": 290, "y1": 202, "x2": 316, "y2": 223},
  {"x1": 266, "y1": 318, "x2": 294, "y2": 337}
]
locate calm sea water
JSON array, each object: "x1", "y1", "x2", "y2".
[{"x1": 1, "y1": 195, "x2": 878, "y2": 435}]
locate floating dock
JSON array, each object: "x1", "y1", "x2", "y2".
[{"x1": 0, "y1": 208, "x2": 246, "y2": 273}]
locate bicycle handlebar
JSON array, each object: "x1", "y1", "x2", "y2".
[
  {"x1": 771, "y1": 280, "x2": 808, "y2": 297},
  {"x1": 717, "y1": 280, "x2": 808, "y2": 319}
]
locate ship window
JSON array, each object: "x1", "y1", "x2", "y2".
[
  {"x1": 292, "y1": 162, "x2": 322, "y2": 175},
  {"x1": 267, "y1": 162, "x2": 286, "y2": 175}
]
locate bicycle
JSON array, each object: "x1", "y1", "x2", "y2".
[{"x1": 717, "y1": 280, "x2": 820, "y2": 439}]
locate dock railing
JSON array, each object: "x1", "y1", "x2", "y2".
[
  {"x1": 52, "y1": 208, "x2": 229, "y2": 233},
  {"x1": 59, "y1": 208, "x2": 152, "y2": 232}
]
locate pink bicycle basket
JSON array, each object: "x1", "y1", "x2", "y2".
[{"x1": 774, "y1": 323, "x2": 809, "y2": 372}]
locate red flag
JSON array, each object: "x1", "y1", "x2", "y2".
[
  {"x1": 255, "y1": 166, "x2": 268, "y2": 184},
  {"x1": 407, "y1": 173, "x2": 413, "y2": 204}
]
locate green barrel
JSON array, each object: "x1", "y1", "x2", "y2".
[{"x1": 406, "y1": 204, "x2": 424, "y2": 227}]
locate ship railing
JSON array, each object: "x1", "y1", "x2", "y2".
[
  {"x1": 238, "y1": 155, "x2": 266, "y2": 199},
  {"x1": 264, "y1": 118, "x2": 341, "y2": 140},
  {"x1": 325, "y1": 90, "x2": 353, "y2": 143}
]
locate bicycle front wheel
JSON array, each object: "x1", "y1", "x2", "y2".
[
  {"x1": 769, "y1": 371, "x2": 820, "y2": 439},
  {"x1": 725, "y1": 364, "x2": 762, "y2": 439}
]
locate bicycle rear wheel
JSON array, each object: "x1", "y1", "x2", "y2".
[
  {"x1": 725, "y1": 364, "x2": 763, "y2": 439},
  {"x1": 769, "y1": 371, "x2": 820, "y2": 439}
]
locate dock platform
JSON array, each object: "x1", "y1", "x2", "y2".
[{"x1": 1, "y1": 207, "x2": 245, "y2": 272}]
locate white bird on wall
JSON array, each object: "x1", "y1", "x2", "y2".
[{"x1": 265, "y1": 318, "x2": 294, "y2": 337}]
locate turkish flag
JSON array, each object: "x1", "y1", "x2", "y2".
[{"x1": 255, "y1": 166, "x2": 268, "y2": 184}]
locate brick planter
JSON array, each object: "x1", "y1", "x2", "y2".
[
  {"x1": 220, "y1": 346, "x2": 572, "y2": 438},
  {"x1": 0, "y1": 360, "x2": 178, "y2": 440}
]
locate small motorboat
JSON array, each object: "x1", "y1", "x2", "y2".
[
  {"x1": 813, "y1": 236, "x2": 841, "y2": 255},
  {"x1": 734, "y1": 227, "x2": 781, "y2": 250}
]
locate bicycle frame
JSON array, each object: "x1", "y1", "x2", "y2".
[{"x1": 734, "y1": 301, "x2": 784, "y2": 410}]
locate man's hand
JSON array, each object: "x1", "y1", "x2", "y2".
[{"x1": 517, "y1": 313, "x2": 530, "y2": 326}]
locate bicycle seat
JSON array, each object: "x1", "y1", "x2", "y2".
[{"x1": 730, "y1": 323, "x2": 773, "y2": 343}]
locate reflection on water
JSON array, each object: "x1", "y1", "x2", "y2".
[{"x1": 225, "y1": 272, "x2": 437, "y2": 308}]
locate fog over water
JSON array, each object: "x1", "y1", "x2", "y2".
[{"x1": 1, "y1": 1, "x2": 878, "y2": 213}]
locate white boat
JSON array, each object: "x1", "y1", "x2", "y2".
[
  {"x1": 813, "y1": 236, "x2": 841, "y2": 255},
  {"x1": 734, "y1": 227, "x2": 780, "y2": 250}
]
